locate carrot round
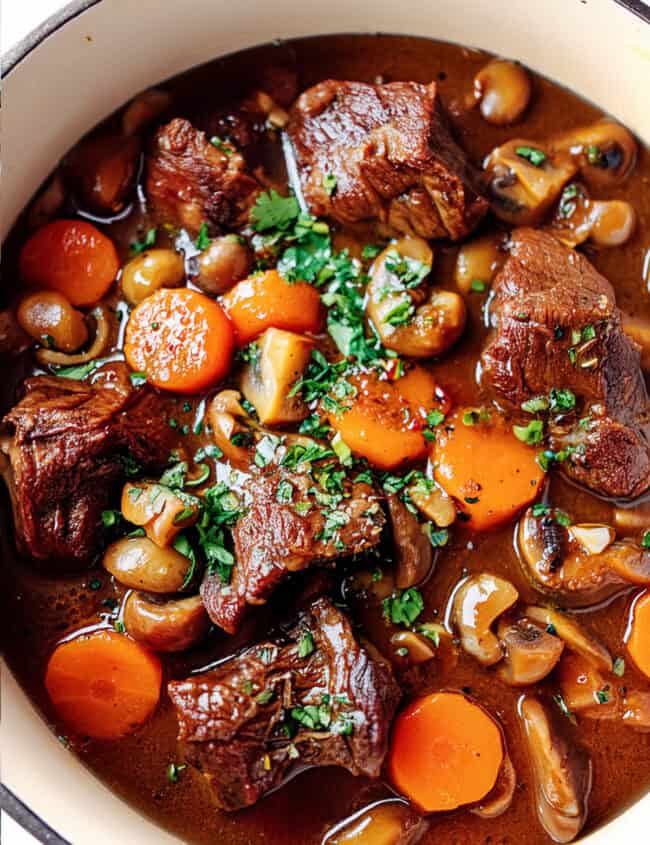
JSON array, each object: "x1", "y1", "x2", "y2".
[
  {"x1": 221, "y1": 269, "x2": 323, "y2": 345},
  {"x1": 329, "y1": 366, "x2": 450, "y2": 471},
  {"x1": 434, "y1": 408, "x2": 545, "y2": 530},
  {"x1": 626, "y1": 590, "x2": 650, "y2": 679},
  {"x1": 388, "y1": 691, "x2": 504, "y2": 813},
  {"x1": 19, "y1": 219, "x2": 120, "y2": 306},
  {"x1": 44, "y1": 630, "x2": 162, "y2": 739},
  {"x1": 124, "y1": 287, "x2": 234, "y2": 393}
]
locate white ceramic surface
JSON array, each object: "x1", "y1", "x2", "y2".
[{"x1": 2, "y1": 1, "x2": 649, "y2": 843}]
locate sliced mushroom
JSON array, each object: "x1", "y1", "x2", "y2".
[
  {"x1": 517, "y1": 507, "x2": 650, "y2": 607},
  {"x1": 322, "y1": 799, "x2": 428, "y2": 845},
  {"x1": 121, "y1": 481, "x2": 200, "y2": 548},
  {"x1": 387, "y1": 495, "x2": 433, "y2": 589},
  {"x1": 103, "y1": 536, "x2": 193, "y2": 593},
  {"x1": 66, "y1": 133, "x2": 140, "y2": 213},
  {"x1": 367, "y1": 238, "x2": 466, "y2": 358},
  {"x1": 550, "y1": 120, "x2": 637, "y2": 187},
  {"x1": 452, "y1": 573, "x2": 519, "y2": 665},
  {"x1": 525, "y1": 606, "x2": 612, "y2": 673},
  {"x1": 390, "y1": 630, "x2": 437, "y2": 665},
  {"x1": 557, "y1": 652, "x2": 618, "y2": 719},
  {"x1": 613, "y1": 499, "x2": 650, "y2": 532},
  {"x1": 240, "y1": 328, "x2": 313, "y2": 425},
  {"x1": 34, "y1": 303, "x2": 112, "y2": 367},
  {"x1": 549, "y1": 184, "x2": 636, "y2": 249},
  {"x1": 497, "y1": 617, "x2": 564, "y2": 686},
  {"x1": 207, "y1": 389, "x2": 253, "y2": 468},
  {"x1": 407, "y1": 478, "x2": 456, "y2": 527},
  {"x1": 622, "y1": 314, "x2": 650, "y2": 372},
  {"x1": 518, "y1": 695, "x2": 592, "y2": 843},
  {"x1": 471, "y1": 752, "x2": 517, "y2": 819},
  {"x1": 121, "y1": 88, "x2": 173, "y2": 136},
  {"x1": 454, "y1": 233, "x2": 503, "y2": 295},
  {"x1": 473, "y1": 60, "x2": 531, "y2": 126},
  {"x1": 123, "y1": 592, "x2": 210, "y2": 652},
  {"x1": 484, "y1": 139, "x2": 577, "y2": 225}
]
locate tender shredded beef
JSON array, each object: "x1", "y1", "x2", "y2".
[
  {"x1": 201, "y1": 471, "x2": 384, "y2": 634},
  {"x1": 168, "y1": 597, "x2": 401, "y2": 811},
  {"x1": 287, "y1": 79, "x2": 488, "y2": 240},
  {"x1": 145, "y1": 117, "x2": 261, "y2": 235},
  {"x1": 1, "y1": 364, "x2": 176, "y2": 565},
  {"x1": 481, "y1": 227, "x2": 650, "y2": 499}
]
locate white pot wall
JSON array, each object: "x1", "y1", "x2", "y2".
[{"x1": 2, "y1": 1, "x2": 649, "y2": 842}]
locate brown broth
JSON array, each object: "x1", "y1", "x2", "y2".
[{"x1": 2, "y1": 33, "x2": 650, "y2": 845}]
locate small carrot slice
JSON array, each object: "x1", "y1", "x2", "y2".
[
  {"x1": 329, "y1": 367, "x2": 450, "y2": 471},
  {"x1": 19, "y1": 219, "x2": 120, "y2": 306},
  {"x1": 124, "y1": 288, "x2": 234, "y2": 393},
  {"x1": 434, "y1": 408, "x2": 545, "y2": 531},
  {"x1": 388, "y1": 691, "x2": 504, "y2": 813},
  {"x1": 626, "y1": 590, "x2": 650, "y2": 679},
  {"x1": 221, "y1": 269, "x2": 323, "y2": 345},
  {"x1": 44, "y1": 630, "x2": 162, "y2": 739}
]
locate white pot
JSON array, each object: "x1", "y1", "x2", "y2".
[{"x1": 2, "y1": 1, "x2": 649, "y2": 842}]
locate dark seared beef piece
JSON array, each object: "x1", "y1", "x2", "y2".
[
  {"x1": 1, "y1": 364, "x2": 176, "y2": 565},
  {"x1": 145, "y1": 117, "x2": 261, "y2": 235},
  {"x1": 288, "y1": 80, "x2": 488, "y2": 240},
  {"x1": 201, "y1": 470, "x2": 384, "y2": 634},
  {"x1": 481, "y1": 227, "x2": 650, "y2": 499},
  {"x1": 168, "y1": 597, "x2": 401, "y2": 811},
  {"x1": 387, "y1": 494, "x2": 433, "y2": 589}
]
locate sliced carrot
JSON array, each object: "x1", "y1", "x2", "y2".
[
  {"x1": 124, "y1": 287, "x2": 234, "y2": 393},
  {"x1": 44, "y1": 630, "x2": 162, "y2": 739},
  {"x1": 19, "y1": 219, "x2": 120, "y2": 306},
  {"x1": 433, "y1": 408, "x2": 545, "y2": 530},
  {"x1": 329, "y1": 366, "x2": 450, "y2": 471},
  {"x1": 388, "y1": 691, "x2": 504, "y2": 813},
  {"x1": 626, "y1": 590, "x2": 650, "y2": 679},
  {"x1": 221, "y1": 269, "x2": 323, "y2": 345}
]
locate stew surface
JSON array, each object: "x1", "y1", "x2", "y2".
[{"x1": 2, "y1": 34, "x2": 650, "y2": 845}]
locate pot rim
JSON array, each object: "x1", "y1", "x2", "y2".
[{"x1": 1, "y1": 1, "x2": 648, "y2": 844}]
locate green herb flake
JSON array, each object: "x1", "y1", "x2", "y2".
[
  {"x1": 101, "y1": 510, "x2": 121, "y2": 528},
  {"x1": 166, "y1": 762, "x2": 187, "y2": 784},
  {"x1": 553, "y1": 693, "x2": 577, "y2": 725},
  {"x1": 195, "y1": 222, "x2": 211, "y2": 251},
  {"x1": 210, "y1": 135, "x2": 234, "y2": 155},
  {"x1": 513, "y1": 419, "x2": 544, "y2": 446},
  {"x1": 532, "y1": 503, "x2": 551, "y2": 517},
  {"x1": 297, "y1": 630, "x2": 315, "y2": 659},
  {"x1": 323, "y1": 173, "x2": 337, "y2": 195},
  {"x1": 256, "y1": 687, "x2": 274, "y2": 705},
  {"x1": 383, "y1": 587, "x2": 425, "y2": 627},
  {"x1": 470, "y1": 278, "x2": 486, "y2": 293},
  {"x1": 251, "y1": 189, "x2": 300, "y2": 232},
  {"x1": 276, "y1": 479, "x2": 294, "y2": 504},
  {"x1": 113, "y1": 620, "x2": 126, "y2": 634},
  {"x1": 54, "y1": 361, "x2": 99, "y2": 381},
  {"x1": 515, "y1": 145, "x2": 546, "y2": 167},
  {"x1": 425, "y1": 525, "x2": 449, "y2": 548},
  {"x1": 130, "y1": 227, "x2": 157, "y2": 255},
  {"x1": 549, "y1": 387, "x2": 576, "y2": 412},
  {"x1": 129, "y1": 371, "x2": 147, "y2": 387},
  {"x1": 613, "y1": 657, "x2": 626, "y2": 677},
  {"x1": 361, "y1": 244, "x2": 382, "y2": 260}
]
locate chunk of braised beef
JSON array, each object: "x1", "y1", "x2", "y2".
[
  {"x1": 168, "y1": 597, "x2": 401, "y2": 811},
  {"x1": 145, "y1": 117, "x2": 261, "y2": 235},
  {"x1": 287, "y1": 80, "x2": 488, "y2": 240},
  {"x1": 201, "y1": 470, "x2": 384, "y2": 634},
  {"x1": 0, "y1": 364, "x2": 176, "y2": 566},
  {"x1": 481, "y1": 227, "x2": 650, "y2": 499}
]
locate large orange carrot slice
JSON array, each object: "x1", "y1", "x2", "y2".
[
  {"x1": 388, "y1": 691, "x2": 504, "y2": 813},
  {"x1": 433, "y1": 408, "x2": 545, "y2": 530},
  {"x1": 626, "y1": 590, "x2": 650, "y2": 679},
  {"x1": 45, "y1": 630, "x2": 162, "y2": 740}
]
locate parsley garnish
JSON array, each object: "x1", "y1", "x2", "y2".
[
  {"x1": 515, "y1": 145, "x2": 546, "y2": 167},
  {"x1": 297, "y1": 630, "x2": 315, "y2": 658},
  {"x1": 195, "y1": 222, "x2": 210, "y2": 251},
  {"x1": 129, "y1": 371, "x2": 147, "y2": 387},
  {"x1": 513, "y1": 419, "x2": 544, "y2": 445},
  {"x1": 251, "y1": 189, "x2": 300, "y2": 232},
  {"x1": 276, "y1": 479, "x2": 294, "y2": 504},
  {"x1": 131, "y1": 227, "x2": 157, "y2": 254},
  {"x1": 323, "y1": 173, "x2": 337, "y2": 195},
  {"x1": 210, "y1": 135, "x2": 234, "y2": 155},
  {"x1": 55, "y1": 360, "x2": 100, "y2": 380},
  {"x1": 383, "y1": 587, "x2": 425, "y2": 626}
]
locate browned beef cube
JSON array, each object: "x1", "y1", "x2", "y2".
[
  {"x1": 201, "y1": 470, "x2": 384, "y2": 634},
  {"x1": 1, "y1": 364, "x2": 176, "y2": 565},
  {"x1": 168, "y1": 597, "x2": 401, "y2": 811},
  {"x1": 287, "y1": 80, "x2": 488, "y2": 240},
  {"x1": 481, "y1": 227, "x2": 650, "y2": 499},
  {"x1": 145, "y1": 117, "x2": 260, "y2": 235}
]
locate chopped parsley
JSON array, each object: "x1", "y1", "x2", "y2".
[
  {"x1": 553, "y1": 693, "x2": 577, "y2": 725},
  {"x1": 513, "y1": 419, "x2": 544, "y2": 445},
  {"x1": 323, "y1": 173, "x2": 337, "y2": 195},
  {"x1": 532, "y1": 503, "x2": 551, "y2": 517},
  {"x1": 166, "y1": 762, "x2": 187, "y2": 783},
  {"x1": 195, "y1": 222, "x2": 211, "y2": 251},
  {"x1": 101, "y1": 509, "x2": 121, "y2": 528},
  {"x1": 384, "y1": 250, "x2": 430, "y2": 288},
  {"x1": 383, "y1": 587, "x2": 425, "y2": 626},
  {"x1": 297, "y1": 630, "x2": 315, "y2": 659},
  {"x1": 361, "y1": 244, "x2": 382, "y2": 260},
  {"x1": 641, "y1": 530, "x2": 650, "y2": 550},
  {"x1": 613, "y1": 657, "x2": 626, "y2": 677},
  {"x1": 210, "y1": 135, "x2": 234, "y2": 155},
  {"x1": 470, "y1": 278, "x2": 486, "y2": 293},
  {"x1": 251, "y1": 189, "x2": 300, "y2": 232},
  {"x1": 425, "y1": 525, "x2": 449, "y2": 548},
  {"x1": 129, "y1": 371, "x2": 147, "y2": 387},
  {"x1": 549, "y1": 387, "x2": 576, "y2": 412},
  {"x1": 596, "y1": 685, "x2": 610, "y2": 705},
  {"x1": 130, "y1": 227, "x2": 157, "y2": 254},
  {"x1": 275, "y1": 479, "x2": 294, "y2": 504},
  {"x1": 54, "y1": 360, "x2": 100, "y2": 380},
  {"x1": 515, "y1": 145, "x2": 546, "y2": 167}
]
